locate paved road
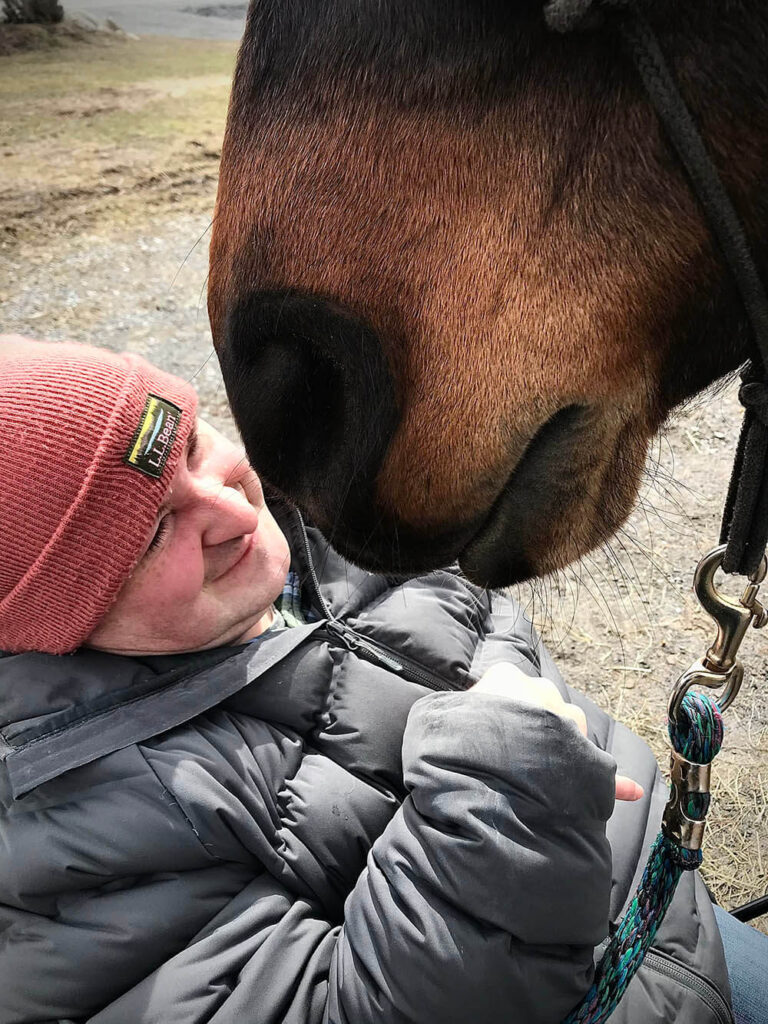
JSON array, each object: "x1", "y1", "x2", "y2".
[{"x1": 68, "y1": 1, "x2": 247, "y2": 40}]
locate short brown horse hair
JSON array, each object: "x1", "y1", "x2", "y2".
[{"x1": 210, "y1": 0, "x2": 768, "y2": 585}]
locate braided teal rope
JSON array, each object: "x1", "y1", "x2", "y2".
[{"x1": 562, "y1": 692, "x2": 723, "y2": 1024}]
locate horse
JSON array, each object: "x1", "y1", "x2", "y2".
[{"x1": 207, "y1": 0, "x2": 768, "y2": 588}]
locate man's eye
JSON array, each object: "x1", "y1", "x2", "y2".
[
  {"x1": 147, "y1": 515, "x2": 170, "y2": 554},
  {"x1": 187, "y1": 429, "x2": 200, "y2": 466}
]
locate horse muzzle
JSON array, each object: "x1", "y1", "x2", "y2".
[{"x1": 216, "y1": 289, "x2": 484, "y2": 571}]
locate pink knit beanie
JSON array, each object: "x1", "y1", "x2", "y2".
[{"x1": 0, "y1": 337, "x2": 198, "y2": 655}]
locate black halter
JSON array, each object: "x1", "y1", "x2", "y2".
[{"x1": 546, "y1": 0, "x2": 768, "y2": 579}]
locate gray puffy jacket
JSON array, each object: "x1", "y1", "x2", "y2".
[{"x1": 0, "y1": 510, "x2": 731, "y2": 1024}]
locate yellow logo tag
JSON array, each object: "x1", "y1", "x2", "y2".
[{"x1": 125, "y1": 395, "x2": 182, "y2": 479}]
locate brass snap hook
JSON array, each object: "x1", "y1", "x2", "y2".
[{"x1": 668, "y1": 545, "x2": 768, "y2": 722}]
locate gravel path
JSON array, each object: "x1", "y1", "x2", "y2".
[{"x1": 3, "y1": 213, "x2": 234, "y2": 435}]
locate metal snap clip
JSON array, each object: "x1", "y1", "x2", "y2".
[{"x1": 668, "y1": 545, "x2": 768, "y2": 722}]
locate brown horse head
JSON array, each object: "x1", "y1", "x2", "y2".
[{"x1": 208, "y1": 0, "x2": 768, "y2": 586}]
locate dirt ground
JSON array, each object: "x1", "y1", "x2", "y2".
[{"x1": 1, "y1": 30, "x2": 766, "y2": 927}]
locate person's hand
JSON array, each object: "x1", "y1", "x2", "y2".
[{"x1": 471, "y1": 663, "x2": 644, "y2": 803}]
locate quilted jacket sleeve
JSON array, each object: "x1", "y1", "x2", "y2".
[
  {"x1": 325, "y1": 690, "x2": 616, "y2": 1024},
  {"x1": 86, "y1": 693, "x2": 616, "y2": 1024}
]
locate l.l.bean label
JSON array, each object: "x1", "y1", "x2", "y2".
[{"x1": 125, "y1": 395, "x2": 182, "y2": 479}]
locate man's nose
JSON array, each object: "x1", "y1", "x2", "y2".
[{"x1": 195, "y1": 474, "x2": 261, "y2": 547}]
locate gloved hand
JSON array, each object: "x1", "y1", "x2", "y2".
[{"x1": 471, "y1": 662, "x2": 644, "y2": 803}]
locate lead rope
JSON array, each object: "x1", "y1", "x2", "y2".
[
  {"x1": 562, "y1": 547, "x2": 768, "y2": 1024},
  {"x1": 563, "y1": 693, "x2": 722, "y2": 1024},
  {"x1": 540, "y1": 2, "x2": 768, "y2": 1021}
]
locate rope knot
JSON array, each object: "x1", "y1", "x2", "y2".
[
  {"x1": 543, "y1": 0, "x2": 634, "y2": 33},
  {"x1": 668, "y1": 691, "x2": 723, "y2": 764},
  {"x1": 544, "y1": 0, "x2": 599, "y2": 32},
  {"x1": 738, "y1": 380, "x2": 768, "y2": 428}
]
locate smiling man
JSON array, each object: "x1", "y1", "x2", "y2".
[
  {"x1": 89, "y1": 416, "x2": 290, "y2": 655},
  {"x1": 0, "y1": 336, "x2": 758, "y2": 1024}
]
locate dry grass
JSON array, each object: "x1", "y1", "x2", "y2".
[{"x1": 0, "y1": 33, "x2": 236, "y2": 247}]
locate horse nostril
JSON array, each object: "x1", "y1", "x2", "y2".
[{"x1": 217, "y1": 290, "x2": 400, "y2": 524}]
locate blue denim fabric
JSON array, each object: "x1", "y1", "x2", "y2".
[{"x1": 714, "y1": 905, "x2": 768, "y2": 1024}]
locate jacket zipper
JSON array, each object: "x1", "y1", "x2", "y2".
[
  {"x1": 320, "y1": 621, "x2": 454, "y2": 691},
  {"x1": 643, "y1": 949, "x2": 733, "y2": 1024},
  {"x1": 293, "y1": 512, "x2": 454, "y2": 692},
  {"x1": 293, "y1": 510, "x2": 335, "y2": 620}
]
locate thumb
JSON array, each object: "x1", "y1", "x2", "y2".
[{"x1": 615, "y1": 775, "x2": 644, "y2": 802}]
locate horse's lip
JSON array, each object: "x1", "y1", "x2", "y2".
[
  {"x1": 282, "y1": 405, "x2": 586, "y2": 582},
  {"x1": 458, "y1": 404, "x2": 588, "y2": 587},
  {"x1": 311, "y1": 512, "x2": 481, "y2": 576},
  {"x1": 303, "y1": 406, "x2": 586, "y2": 582}
]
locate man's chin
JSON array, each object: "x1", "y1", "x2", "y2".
[{"x1": 232, "y1": 606, "x2": 280, "y2": 645}]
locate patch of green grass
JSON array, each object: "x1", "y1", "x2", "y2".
[{"x1": 0, "y1": 35, "x2": 237, "y2": 158}]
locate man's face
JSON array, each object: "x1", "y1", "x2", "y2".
[{"x1": 88, "y1": 418, "x2": 291, "y2": 656}]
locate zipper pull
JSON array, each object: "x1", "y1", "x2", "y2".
[
  {"x1": 356, "y1": 640, "x2": 404, "y2": 672},
  {"x1": 325, "y1": 620, "x2": 361, "y2": 652},
  {"x1": 325, "y1": 620, "x2": 405, "y2": 672}
]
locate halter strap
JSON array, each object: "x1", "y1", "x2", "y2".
[{"x1": 547, "y1": 2, "x2": 768, "y2": 576}]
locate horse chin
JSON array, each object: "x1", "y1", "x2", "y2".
[
  {"x1": 306, "y1": 512, "x2": 480, "y2": 578},
  {"x1": 457, "y1": 407, "x2": 647, "y2": 587},
  {"x1": 458, "y1": 502, "x2": 588, "y2": 588},
  {"x1": 294, "y1": 402, "x2": 647, "y2": 588}
]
